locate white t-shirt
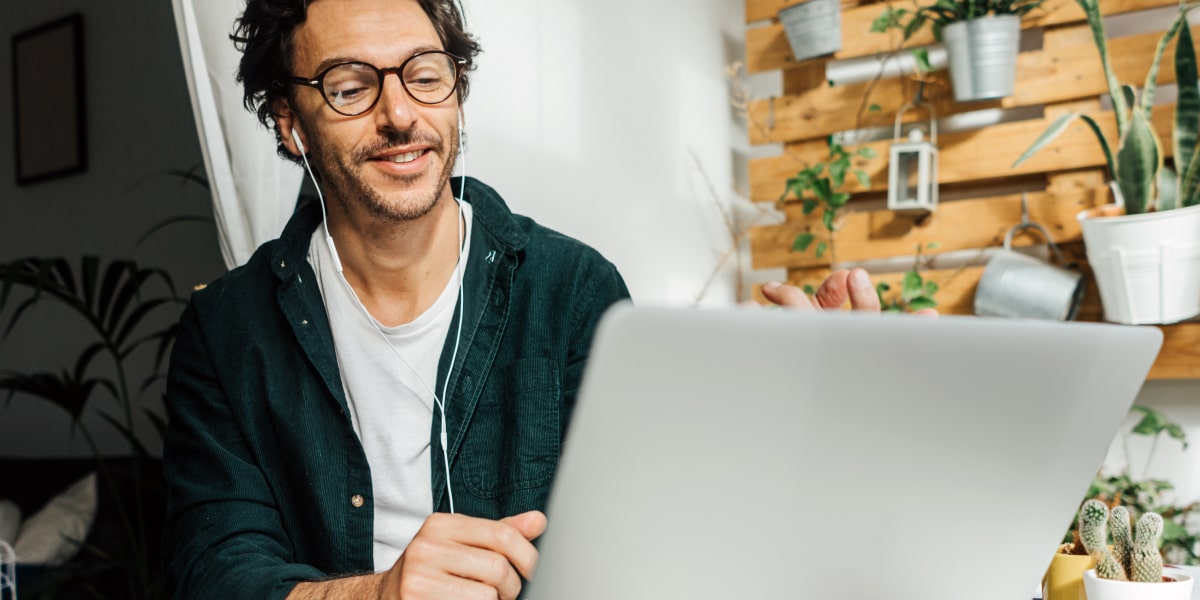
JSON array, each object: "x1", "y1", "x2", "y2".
[{"x1": 308, "y1": 201, "x2": 473, "y2": 570}]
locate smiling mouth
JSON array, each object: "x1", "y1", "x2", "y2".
[{"x1": 379, "y1": 150, "x2": 426, "y2": 164}]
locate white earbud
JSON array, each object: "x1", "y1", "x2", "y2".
[{"x1": 291, "y1": 128, "x2": 306, "y2": 154}]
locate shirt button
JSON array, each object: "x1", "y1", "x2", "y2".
[{"x1": 350, "y1": 494, "x2": 365, "y2": 508}]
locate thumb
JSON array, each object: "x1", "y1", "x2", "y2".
[{"x1": 501, "y1": 510, "x2": 548, "y2": 541}]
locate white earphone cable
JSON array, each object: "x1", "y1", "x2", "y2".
[{"x1": 293, "y1": 124, "x2": 466, "y2": 514}]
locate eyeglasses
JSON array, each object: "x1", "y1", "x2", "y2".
[{"x1": 289, "y1": 50, "x2": 466, "y2": 116}]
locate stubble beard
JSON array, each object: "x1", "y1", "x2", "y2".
[{"x1": 315, "y1": 125, "x2": 460, "y2": 224}]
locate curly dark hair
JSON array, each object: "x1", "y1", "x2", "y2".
[{"x1": 231, "y1": 0, "x2": 482, "y2": 162}]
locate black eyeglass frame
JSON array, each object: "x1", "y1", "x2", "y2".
[{"x1": 288, "y1": 50, "x2": 467, "y2": 116}]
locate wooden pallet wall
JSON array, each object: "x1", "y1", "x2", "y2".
[{"x1": 744, "y1": 0, "x2": 1200, "y2": 378}]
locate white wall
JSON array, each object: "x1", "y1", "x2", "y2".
[{"x1": 462, "y1": 0, "x2": 753, "y2": 307}]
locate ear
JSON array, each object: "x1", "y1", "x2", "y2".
[{"x1": 274, "y1": 99, "x2": 305, "y2": 156}]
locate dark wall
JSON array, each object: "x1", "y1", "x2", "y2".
[{"x1": 0, "y1": 1, "x2": 227, "y2": 456}]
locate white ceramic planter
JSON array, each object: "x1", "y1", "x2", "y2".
[
  {"x1": 1078, "y1": 203, "x2": 1200, "y2": 324},
  {"x1": 1082, "y1": 568, "x2": 1193, "y2": 600},
  {"x1": 942, "y1": 15, "x2": 1021, "y2": 102},
  {"x1": 778, "y1": 0, "x2": 842, "y2": 62}
]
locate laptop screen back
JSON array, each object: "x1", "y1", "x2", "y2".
[{"x1": 527, "y1": 305, "x2": 1162, "y2": 600}]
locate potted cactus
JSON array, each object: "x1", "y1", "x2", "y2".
[
  {"x1": 1075, "y1": 499, "x2": 1194, "y2": 599},
  {"x1": 1012, "y1": 0, "x2": 1200, "y2": 324}
]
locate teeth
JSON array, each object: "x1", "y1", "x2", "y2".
[{"x1": 388, "y1": 150, "x2": 423, "y2": 163}]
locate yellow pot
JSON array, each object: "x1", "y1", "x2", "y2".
[{"x1": 1044, "y1": 551, "x2": 1095, "y2": 600}]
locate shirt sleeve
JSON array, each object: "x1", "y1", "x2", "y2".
[
  {"x1": 163, "y1": 300, "x2": 326, "y2": 600},
  {"x1": 562, "y1": 260, "x2": 631, "y2": 434}
]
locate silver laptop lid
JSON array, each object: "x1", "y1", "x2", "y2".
[{"x1": 528, "y1": 304, "x2": 1162, "y2": 600}]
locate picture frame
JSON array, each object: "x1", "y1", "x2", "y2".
[{"x1": 12, "y1": 14, "x2": 86, "y2": 186}]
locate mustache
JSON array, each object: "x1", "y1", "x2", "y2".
[{"x1": 354, "y1": 128, "x2": 444, "y2": 162}]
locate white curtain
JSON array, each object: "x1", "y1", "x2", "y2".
[{"x1": 172, "y1": 0, "x2": 303, "y2": 270}]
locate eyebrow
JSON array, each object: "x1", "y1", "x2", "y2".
[{"x1": 308, "y1": 45, "x2": 446, "y2": 76}]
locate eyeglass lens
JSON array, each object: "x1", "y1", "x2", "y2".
[{"x1": 322, "y1": 53, "x2": 458, "y2": 115}]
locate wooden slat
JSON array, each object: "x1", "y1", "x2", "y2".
[
  {"x1": 750, "y1": 186, "x2": 1103, "y2": 269},
  {"x1": 748, "y1": 25, "x2": 1198, "y2": 146},
  {"x1": 747, "y1": 0, "x2": 877, "y2": 23},
  {"x1": 745, "y1": 0, "x2": 1179, "y2": 73},
  {"x1": 1148, "y1": 324, "x2": 1200, "y2": 379},
  {"x1": 749, "y1": 103, "x2": 1175, "y2": 202}
]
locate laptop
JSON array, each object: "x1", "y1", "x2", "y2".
[{"x1": 526, "y1": 304, "x2": 1163, "y2": 600}]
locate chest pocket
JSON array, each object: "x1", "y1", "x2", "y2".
[{"x1": 461, "y1": 358, "x2": 562, "y2": 499}]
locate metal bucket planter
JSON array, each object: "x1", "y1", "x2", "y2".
[
  {"x1": 1079, "y1": 202, "x2": 1200, "y2": 325},
  {"x1": 778, "y1": 0, "x2": 842, "y2": 63},
  {"x1": 941, "y1": 15, "x2": 1021, "y2": 102}
]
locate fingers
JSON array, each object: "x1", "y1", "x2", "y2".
[
  {"x1": 913, "y1": 308, "x2": 939, "y2": 317},
  {"x1": 761, "y1": 281, "x2": 815, "y2": 310},
  {"x1": 765, "y1": 269, "x2": 878, "y2": 313},
  {"x1": 845, "y1": 269, "x2": 881, "y2": 312},
  {"x1": 812, "y1": 270, "x2": 851, "y2": 309},
  {"x1": 387, "y1": 513, "x2": 542, "y2": 600},
  {"x1": 500, "y1": 510, "x2": 548, "y2": 542}
]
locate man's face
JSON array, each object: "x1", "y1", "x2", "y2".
[{"x1": 283, "y1": 0, "x2": 459, "y2": 223}]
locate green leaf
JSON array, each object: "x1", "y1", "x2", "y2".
[
  {"x1": 829, "y1": 192, "x2": 851, "y2": 208},
  {"x1": 868, "y1": 104, "x2": 882, "y2": 113},
  {"x1": 907, "y1": 297, "x2": 939, "y2": 312},
  {"x1": 856, "y1": 147, "x2": 878, "y2": 159},
  {"x1": 803, "y1": 284, "x2": 817, "y2": 295},
  {"x1": 1117, "y1": 109, "x2": 1161, "y2": 215},
  {"x1": 854, "y1": 170, "x2": 870, "y2": 188},
  {"x1": 1183, "y1": 149, "x2": 1200, "y2": 207},
  {"x1": 1159, "y1": 166, "x2": 1180, "y2": 211},
  {"x1": 1175, "y1": 21, "x2": 1199, "y2": 196},
  {"x1": 815, "y1": 241, "x2": 829, "y2": 258},
  {"x1": 1014, "y1": 112, "x2": 1116, "y2": 182},
  {"x1": 876, "y1": 282, "x2": 891, "y2": 295},
  {"x1": 926, "y1": 242, "x2": 941, "y2": 250},
  {"x1": 1143, "y1": 8, "x2": 1191, "y2": 120},
  {"x1": 901, "y1": 271, "x2": 924, "y2": 299},
  {"x1": 1076, "y1": 0, "x2": 1127, "y2": 136},
  {"x1": 793, "y1": 233, "x2": 816, "y2": 252},
  {"x1": 925, "y1": 280, "x2": 940, "y2": 296},
  {"x1": 911, "y1": 48, "x2": 934, "y2": 74},
  {"x1": 1131, "y1": 406, "x2": 1169, "y2": 436},
  {"x1": 802, "y1": 199, "x2": 819, "y2": 215},
  {"x1": 829, "y1": 160, "x2": 848, "y2": 188},
  {"x1": 1166, "y1": 422, "x2": 1188, "y2": 445},
  {"x1": 822, "y1": 210, "x2": 836, "y2": 231}
]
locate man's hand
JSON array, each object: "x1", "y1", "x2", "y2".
[
  {"x1": 761, "y1": 268, "x2": 881, "y2": 312},
  {"x1": 378, "y1": 511, "x2": 547, "y2": 600}
]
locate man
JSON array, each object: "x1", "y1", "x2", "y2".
[{"x1": 163, "y1": 1, "x2": 881, "y2": 599}]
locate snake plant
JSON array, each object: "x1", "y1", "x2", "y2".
[{"x1": 1012, "y1": 0, "x2": 1200, "y2": 214}]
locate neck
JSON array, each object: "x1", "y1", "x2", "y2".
[{"x1": 325, "y1": 190, "x2": 464, "y2": 327}]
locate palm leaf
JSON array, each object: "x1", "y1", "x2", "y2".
[
  {"x1": 1117, "y1": 110, "x2": 1162, "y2": 214},
  {"x1": 0, "y1": 370, "x2": 99, "y2": 423},
  {"x1": 113, "y1": 297, "x2": 172, "y2": 350},
  {"x1": 95, "y1": 410, "x2": 151, "y2": 459},
  {"x1": 2, "y1": 296, "x2": 41, "y2": 339},
  {"x1": 1013, "y1": 112, "x2": 1117, "y2": 179},
  {"x1": 96, "y1": 260, "x2": 132, "y2": 327},
  {"x1": 81, "y1": 256, "x2": 100, "y2": 315}
]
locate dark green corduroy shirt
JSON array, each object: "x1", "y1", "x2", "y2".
[{"x1": 163, "y1": 177, "x2": 630, "y2": 599}]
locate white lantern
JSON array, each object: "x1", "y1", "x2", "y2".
[{"x1": 887, "y1": 104, "x2": 939, "y2": 212}]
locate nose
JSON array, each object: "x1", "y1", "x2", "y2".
[{"x1": 374, "y1": 71, "x2": 418, "y2": 132}]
